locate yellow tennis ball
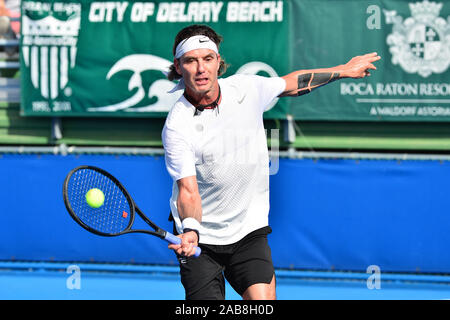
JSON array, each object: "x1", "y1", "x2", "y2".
[{"x1": 85, "y1": 188, "x2": 105, "y2": 208}]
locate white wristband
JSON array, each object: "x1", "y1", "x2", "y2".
[{"x1": 182, "y1": 217, "x2": 201, "y2": 231}]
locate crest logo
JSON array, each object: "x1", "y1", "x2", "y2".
[
  {"x1": 22, "y1": 2, "x2": 81, "y2": 99},
  {"x1": 384, "y1": 0, "x2": 450, "y2": 77}
]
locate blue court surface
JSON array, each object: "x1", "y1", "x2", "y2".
[{"x1": 1, "y1": 262, "x2": 450, "y2": 300}]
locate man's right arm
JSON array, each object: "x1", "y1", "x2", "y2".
[{"x1": 167, "y1": 175, "x2": 202, "y2": 257}]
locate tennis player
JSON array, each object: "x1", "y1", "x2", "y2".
[{"x1": 162, "y1": 24, "x2": 380, "y2": 300}]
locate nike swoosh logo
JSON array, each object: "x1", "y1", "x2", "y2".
[{"x1": 199, "y1": 39, "x2": 209, "y2": 43}]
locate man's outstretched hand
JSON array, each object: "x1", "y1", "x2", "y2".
[{"x1": 342, "y1": 52, "x2": 381, "y2": 78}]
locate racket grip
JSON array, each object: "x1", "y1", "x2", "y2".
[{"x1": 164, "y1": 232, "x2": 201, "y2": 257}]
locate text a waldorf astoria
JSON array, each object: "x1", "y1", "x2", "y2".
[{"x1": 340, "y1": 82, "x2": 450, "y2": 117}]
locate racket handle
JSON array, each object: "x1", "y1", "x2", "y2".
[{"x1": 164, "y1": 232, "x2": 202, "y2": 257}]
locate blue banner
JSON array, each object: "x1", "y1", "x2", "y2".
[{"x1": 2, "y1": 154, "x2": 450, "y2": 273}]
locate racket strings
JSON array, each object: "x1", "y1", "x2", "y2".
[{"x1": 67, "y1": 168, "x2": 132, "y2": 235}]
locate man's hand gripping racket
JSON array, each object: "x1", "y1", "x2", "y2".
[{"x1": 63, "y1": 165, "x2": 201, "y2": 257}]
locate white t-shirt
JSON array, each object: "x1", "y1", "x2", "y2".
[{"x1": 162, "y1": 74, "x2": 286, "y2": 245}]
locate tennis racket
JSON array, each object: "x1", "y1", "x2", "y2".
[{"x1": 63, "y1": 165, "x2": 201, "y2": 257}]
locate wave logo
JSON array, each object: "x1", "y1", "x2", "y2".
[
  {"x1": 21, "y1": 2, "x2": 81, "y2": 99},
  {"x1": 88, "y1": 54, "x2": 179, "y2": 112},
  {"x1": 90, "y1": 55, "x2": 280, "y2": 113}
]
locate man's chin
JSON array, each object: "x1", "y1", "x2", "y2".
[
  {"x1": 195, "y1": 81, "x2": 212, "y2": 90},
  {"x1": 190, "y1": 85, "x2": 211, "y2": 95}
]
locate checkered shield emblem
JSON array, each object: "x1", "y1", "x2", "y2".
[{"x1": 408, "y1": 25, "x2": 442, "y2": 60}]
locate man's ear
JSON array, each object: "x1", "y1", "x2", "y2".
[
  {"x1": 174, "y1": 58, "x2": 182, "y2": 76},
  {"x1": 216, "y1": 54, "x2": 221, "y2": 72}
]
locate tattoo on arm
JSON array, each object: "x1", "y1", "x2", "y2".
[{"x1": 297, "y1": 72, "x2": 340, "y2": 96}]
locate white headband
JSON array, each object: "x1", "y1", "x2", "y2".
[{"x1": 175, "y1": 35, "x2": 219, "y2": 59}]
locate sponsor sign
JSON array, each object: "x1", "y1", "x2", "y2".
[
  {"x1": 20, "y1": 0, "x2": 289, "y2": 118},
  {"x1": 21, "y1": 0, "x2": 450, "y2": 121},
  {"x1": 290, "y1": 0, "x2": 449, "y2": 121}
]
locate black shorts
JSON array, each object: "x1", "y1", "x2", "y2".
[{"x1": 174, "y1": 226, "x2": 275, "y2": 300}]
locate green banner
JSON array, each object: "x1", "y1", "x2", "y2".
[
  {"x1": 290, "y1": 0, "x2": 450, "y2": 121},
  {"x1": 20, "y1": 0, "x2": 290, "y2": 118},
  {"x1": 20, "y1": 0, "x2": 450, "y2": 121}
]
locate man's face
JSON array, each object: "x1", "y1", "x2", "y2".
[{"x1": 175, "y1": 48, "x2": 221, "y2": 96}]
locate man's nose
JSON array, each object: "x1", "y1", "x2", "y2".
[{"x1": 197, "y1": 61, "x2": 206, "y2": 73}]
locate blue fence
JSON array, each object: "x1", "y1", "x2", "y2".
[{"x1": 1, "y1": 153, "x2": 450, "y2": 273}]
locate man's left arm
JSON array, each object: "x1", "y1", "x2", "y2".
[{"x1": 280, "y1": 52, "x2": 381, "y2": 97}]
